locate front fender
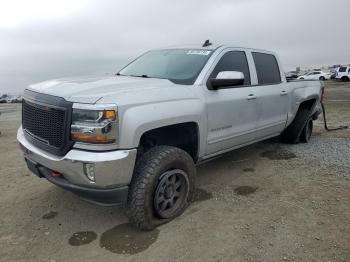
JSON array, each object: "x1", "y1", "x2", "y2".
[{"x1": 118, "y1": 99, "x2": 205, "y2": 150}]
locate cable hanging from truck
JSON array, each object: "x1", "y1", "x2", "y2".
[{"x1": 321, "y1": 103, "x2": 348, "y2": 131}]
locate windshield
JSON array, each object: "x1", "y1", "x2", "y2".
[{"x1": 118, "y1": 49, "x2": 213, "y2": 85}]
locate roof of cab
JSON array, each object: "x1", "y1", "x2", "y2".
[{"x1": 156, "y1": 44, "x2": 274, "y2": 54}]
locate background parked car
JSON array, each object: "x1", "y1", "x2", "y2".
[
  {"x1": 335, "y1": 66, "x2": 350, "y2": 81},
  {"x1": 297, "y1": 71, "x2": 331, "y2": 81},
  {"x1": 330, "y1": 68, "x2": 339, "y2": 79},
  {"x1": 10, "y1": 96, "x2": 23, "y2": 103},
  {"x1": 285, "y1": 72, "x2": 299, "y2": 80},
  {"x1": 0, "y1": 94, "x2": 22, "y2": 103},
  {"x1": 0, "y1": 94, "x2": 9, "y2": 103}
]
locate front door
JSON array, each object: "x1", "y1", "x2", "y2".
[{"x1": 205, "y1": 50, "x2": 259, "y2": 155}]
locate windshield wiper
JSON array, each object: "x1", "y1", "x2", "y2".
[
  {"x1": 116, "y1": 73, "x2": 149, "y2": 78},
  {"x1": 130, "y1": 74, "x2": 149, "y2": 78}
]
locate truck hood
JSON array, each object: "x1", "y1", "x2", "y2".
[{"x1": 27, "y1": 75, "x2": 197, "y2": 104}]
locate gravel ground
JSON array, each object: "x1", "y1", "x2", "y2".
[
  {"x1": 0, "y1": 81, "x2": 349, "y2": 262},
  {"x1": 286, "y1": 136, "x2": 350, "y2": 174}
]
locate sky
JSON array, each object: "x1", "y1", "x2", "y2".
[{"x1": 1, "y1": 0, "x2": 349, "y2": 94}]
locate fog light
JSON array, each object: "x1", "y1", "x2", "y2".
[{"x1": 84, "y1": 163, "x2": 95, "y2": 182}]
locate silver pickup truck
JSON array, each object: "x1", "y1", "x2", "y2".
[{"x1": 18, "y1": 44, "x2": 323, "y2": 230}]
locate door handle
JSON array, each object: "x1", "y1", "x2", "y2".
[
  {"x1": 280, "y1": 90, "x2": 288, "y2": 96},
  {"x1": 247, "y1": 94, "x2": 257, "y2": 100}
]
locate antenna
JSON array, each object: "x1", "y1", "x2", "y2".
[{"x1": 202, "y1": 40, "x2": 212, "y2": 47}]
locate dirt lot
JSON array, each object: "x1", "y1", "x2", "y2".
[{"x1": 0, "y1": 81, "x2": 349, "y2": 262}]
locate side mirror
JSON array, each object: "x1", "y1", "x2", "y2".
[{"x1": 208, "y1": 71, "x2": 245, "y2": 90}]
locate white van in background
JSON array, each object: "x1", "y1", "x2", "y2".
[{"x1": 335, "y1": 66, "x2": 350, "y2": 81}]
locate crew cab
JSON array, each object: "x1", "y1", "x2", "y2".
[
  {"x1": 18, "y1": 44, "x2": 323, "y2": 230},
  {"x1": 297, "y1": 71, "x2": 331, "y2": 81}
]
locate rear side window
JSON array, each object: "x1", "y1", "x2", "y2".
[
  {"x1": 348, "y1": 68, "x2": 350, "y2": 73},
  {"x1": 209, "y1": 51, "x2": 251, "y2": 85},
  {"x1": 252, "y1": 52, "x2": 281, "y2": 85},
  {"x1": 339, "y1": 67, "x2": 347, "y2": 72}
]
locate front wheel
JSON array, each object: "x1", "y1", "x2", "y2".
[
  {"x1": 319, "y1": 76, "x2": 325, "y2": 81},
  {"x1": 125, "y1": 146, "x2": 195, "y2": 230}
]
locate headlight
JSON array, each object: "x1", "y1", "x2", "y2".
[{"x1": 71, "y1": 108, "x2": 117, "y2": 144}]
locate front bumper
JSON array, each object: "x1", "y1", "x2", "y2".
[{"x1": 17, "y1": 127, "x2": 137, "y2": 205}]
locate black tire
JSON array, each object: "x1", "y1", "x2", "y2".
[
  {"x1": 319, "y1": 76, "x2": 325, "y2": 81},
  {"x1": 125, "y1": 145, "x2": 195, "y2": 230},
  {"x1": 300, "y1": 118, "x2": 313, "y2": 143},
  {"x1": 281, "y1": 107, "x2": 312, "y2": 144},
  {"x1": 341, "y1": 76, "x2": 349, "y2": 82}
]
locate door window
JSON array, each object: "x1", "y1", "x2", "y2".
[
  {"x1": 252, "y1": 52, "x2": 281, "y2": 85},
  {"x1": 209, "y1": 51, "x2": 251, "y2": 85}
]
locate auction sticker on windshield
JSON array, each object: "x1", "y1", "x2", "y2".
[{"x1": 187, "y1": 50, "x2": 211, "y2": 55}]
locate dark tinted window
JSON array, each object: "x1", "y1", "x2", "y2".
[
  {"x1": 314, "y1": 72, "x2": 321, "y2": 75},
  {"x1": 339, "y1": 67, "x2": 347, "y2": 72},
  {"x1": 209, "y1": 51, "x2": 251, "y2": 85},
  {"x1": 252, "y1": 52, "x2": 281, "y2": 84},
  {"x1": 348, "y1": 68, "x2": 350, "y2": 72}
]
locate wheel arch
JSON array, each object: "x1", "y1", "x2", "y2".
[
  {"x1": 138, "y1": 122, "x2": 200, "y2": 162},
  {"x1": 298, "y1": 98, "x2": 317, "y2": 112},
  {"x1": 118, "y1": 100, "x2": 204, "y2": 161},
  {"x1": 341, "y1": 76, "x2": 349, "y2": 81}
]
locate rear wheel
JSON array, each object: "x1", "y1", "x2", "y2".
[
  {"x1": 126, "y1": 146, "x2": 195, "y2": 230},
  {"x1": 341, "y1": 76, "x2": 349, "y2": 82},
  {"x1": 281, "y1": 107, "x2": 312, "y2": 144},
  {"x1": 300, "y1": 118, "x2": 313, "y2": 143},
  {"x1": 319, "y1": 76, "x2": 325, "y2": 81}
]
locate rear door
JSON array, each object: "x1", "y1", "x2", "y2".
[
  {"x1": 204, "y1": 50, "x2": 259, "y2": 155},
  {"x1": 251, "y1": 52, "x2": 288, "y2": 139}
]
